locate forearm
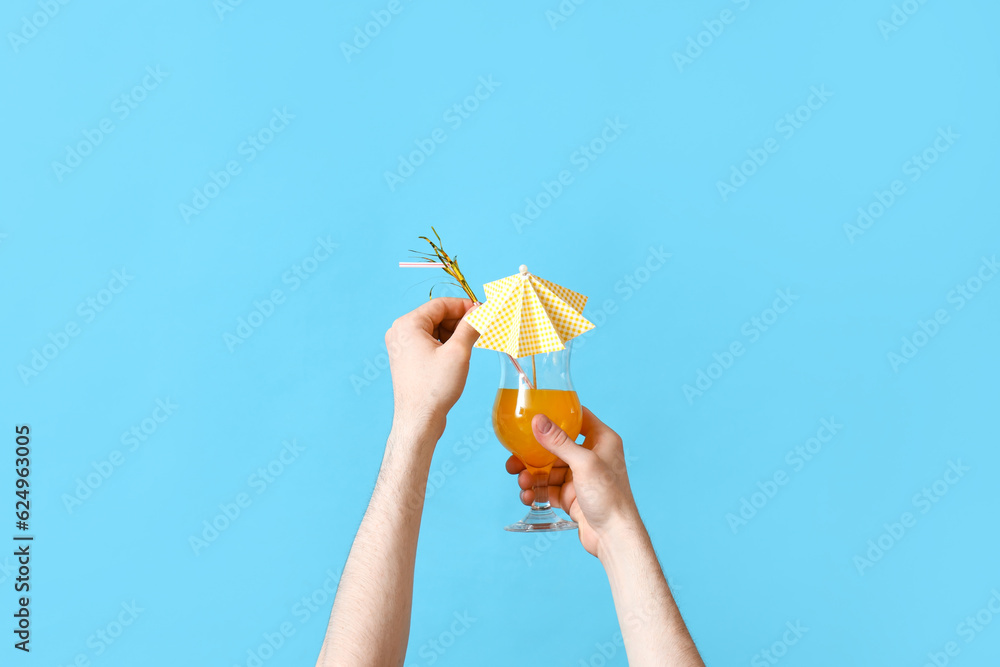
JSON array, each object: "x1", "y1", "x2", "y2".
[
  {"x1": 318, "y1": 423, "x2": 438, "y2": 667},
  {"x1": 598, "y1": 518, "x2": 704, "y2": 667}
]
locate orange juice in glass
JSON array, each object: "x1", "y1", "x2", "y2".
[{"x1": 493, "y1": 388, "x2": 581, "y2": 472}]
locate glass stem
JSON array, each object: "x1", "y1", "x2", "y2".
[{"x1": 531, "y1": 472, "x2": 550, "y2": 511}]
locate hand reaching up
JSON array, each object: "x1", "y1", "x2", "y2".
[{"x1": 505, "y1": 407, "x2": 641, "y2": 559}]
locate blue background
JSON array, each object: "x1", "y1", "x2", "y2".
[{"x1": 2, "y1": 0, "x2": 998, "y2": 665}]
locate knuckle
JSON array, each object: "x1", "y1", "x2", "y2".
[
  {"x1": 387, "y1": 337, "x2": 404, "y2": 358},
  {"x1": 386, "y1": 318, "x2": 405, "y2": 338},
  {"x1": 610, "y1": 459, "x2": 628, "y2": 477}
]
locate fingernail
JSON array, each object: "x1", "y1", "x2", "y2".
[{"x1": 536, "y1": 414, "x2": 552, "y2": 434}]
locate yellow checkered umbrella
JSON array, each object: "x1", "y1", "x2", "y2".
[{"x1": 465, "y1": 265, "x2": 594, "y2": 358}]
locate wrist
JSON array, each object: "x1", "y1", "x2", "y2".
[
  {"x1": 596, "y1": 509, "x2": 648, "y2": 563},
  {"x1": 378, "y1": 425, "x2": 438, "y2": 491},
  {"x1": 368, "y1": 422, "x2": 441, "y2": 516},
  {"x1": 389, "y1": 411, "x2": 446, "y2": 446}
]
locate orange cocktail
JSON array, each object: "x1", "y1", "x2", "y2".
[{"x1": 492, "y1": 388, "x2": 582, "y2": 472}]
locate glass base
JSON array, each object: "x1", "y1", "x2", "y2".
[{"x1": 504, "y1": 507, "x2": 578, "y2": 533}]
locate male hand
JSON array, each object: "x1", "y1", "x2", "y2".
[
  {"x1": 384, "y1": 297, "x2": 480, "y2": 440},
  {"x1": 506, "y1": 407, "x2": 641, "y2": 558}
]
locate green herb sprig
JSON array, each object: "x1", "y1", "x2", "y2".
[{"x1": 409, "y1": 227, "x2": 480, "y2": 303}]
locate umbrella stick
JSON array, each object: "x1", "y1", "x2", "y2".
[{"x1": 531, "y1": 355, "x2": 537, "y2": 389}]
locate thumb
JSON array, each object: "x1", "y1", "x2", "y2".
[
  {"x1": 532, "y1": 414, "x2": 591, "y2": 469},
  {"x1": 443, "y1": 313, "x2": 480, "y2": 354}
]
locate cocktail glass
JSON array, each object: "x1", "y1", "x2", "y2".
[{"x1": 492, "y1": 344, "x2": 581, "y2": 532}]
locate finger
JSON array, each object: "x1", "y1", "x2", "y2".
[
  {"x1": 436, "y1": 317, "x2": 464, "y2": 344},
  {"x1": 517, "y1": 467, "x2": 569, "y2": 490},
  {"x1": 404, "y1": 298, "x2": 475, "y2": 335},
  {"x1": 567, "y1": 500, "x2": 585, "y2": 526},
  {"x1": 521, "y1": 485, "x2": 566, "y2": 509},
  {"x1": 506, "y1": 456, "x2": 526, "y2": 475},
  {"x1": 560, "y1": 480, "x2": 577, "y2": 515},
  {"x1": 442, "y1": 316, "x2": 480, "y2": 354},
  {"x1": 548, "y1": 485, "x2": 564, "y2": 509},
  {"x1": 581, "y1": 407, "x2": 624, "y2": 456},
  {"x1": 532, "y1": 413, "x2": 594, "y2": 470},
  {"x1": 580, "y1": 407, "x2": 617, "y2": 441},
  {"x1": 545, "y1": 467, "x2": 570, "y2": 486}
]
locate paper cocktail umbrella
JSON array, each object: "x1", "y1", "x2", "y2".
[
  {"x1": 400, "y1": 231, "x2": 591, "y2": 389},
  {"x1": 465, "y1": 265, "x2": 594, "y2": 359}
]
